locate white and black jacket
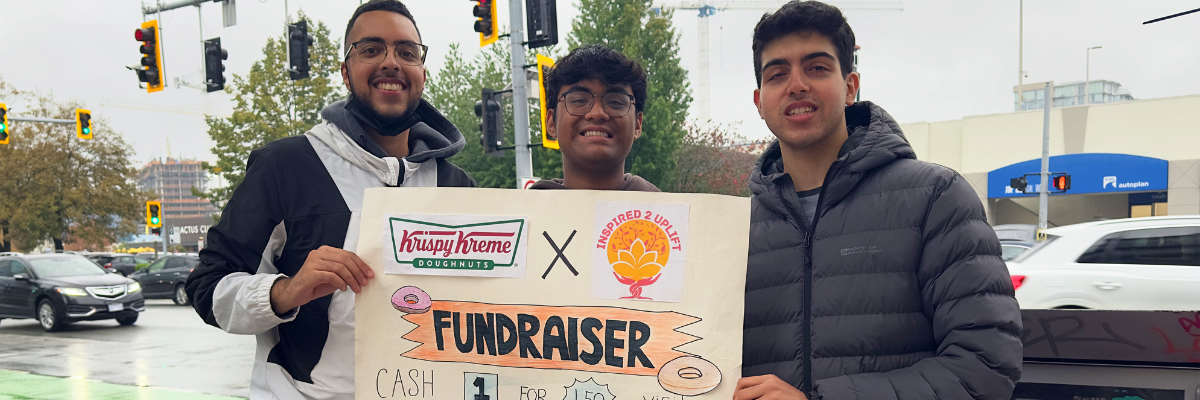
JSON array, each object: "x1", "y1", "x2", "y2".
[{"x1": 186, "y1": 99, "x2": 476, "y2": 400}]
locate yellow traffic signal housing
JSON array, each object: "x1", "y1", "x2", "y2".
[
  {"x1": 536, "y1": 54, "x2": 558, "y2": 150},
  {"x1": 474, "y1": 0, "x2": 499, "y2": 47},
  {"x1": 75, "y1": 109, "x2": 93, "y2": 139},
  {"x1": 146, "y1": 201, "x2": 163, "y2": 228},
  {"x1": 0, "y1": 103, "x2": 9, "y2": 145},
  {"x1": 136, "y1": 20, "x2": 166, "y2": 93}
]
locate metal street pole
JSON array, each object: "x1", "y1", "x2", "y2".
[
  {"x1": 1017, "y1": 0, "x2": 1023, "y2": 111},
  {"x1": 509, "y1": 0, "x2": 533, "y2": 186},
  {"x1": 8, "y1": 117, "x2": 75, "y2": 124},
  {"x1": 1086, "y1": 46, "x2": 1101, "y2": 105},
  {"x1": 1038, "y1": 82, "x2": 1051, "y2": 230}
]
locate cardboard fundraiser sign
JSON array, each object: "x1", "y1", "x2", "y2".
[{"x1": 356, "y1": 188, "x2": 750, "y2": 400}]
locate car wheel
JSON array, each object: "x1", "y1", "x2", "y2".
[
  {"x1": 116, "y1": 312, "x2": 138, "y2": 326},
  {"x1": 173, "y1": 284, "x2": 190, "y2": 306},
  {"x1": 38, "y1": 300, "x2": 65, "y2": 332}
]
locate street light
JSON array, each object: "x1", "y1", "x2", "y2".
[{"x1": 1086, "y1": 46, "x2": 1102, "y2": 105}]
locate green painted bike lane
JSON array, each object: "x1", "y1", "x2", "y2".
[{"x1": 0, "y1": 370, "x2": 245, "y2": 400}]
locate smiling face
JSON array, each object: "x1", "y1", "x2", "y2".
[
  {"x1": 340, "y1": 10, "x2": 425, "y2": 119},
  {"x1": 547, "y1": 79, "x2": 643, "y2": 172},
  {"x1": 753, "y1": 30, "x2": 859, "y2": 151}
]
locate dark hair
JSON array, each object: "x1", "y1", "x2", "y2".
[
  {"x1": 344, "y1": 0, "x2": 421, "y2": 53},
  {"x1": 751, "y1": 0, "x2": 855, "y2": 87},
  {"x1": 546, "y1": 44, "x2": 648, "y2": 113}
]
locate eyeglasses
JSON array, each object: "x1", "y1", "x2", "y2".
[
  {"x1": 559, "y1": 92, "x2": 636, "y2": 117},
  {"x1": 345, "y1": 41, "x2": 428, "y2": 66}
]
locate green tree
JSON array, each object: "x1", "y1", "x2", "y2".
[
  {"x1": 199, "y1": 14, "x2": 344, "y2": 205},
  {"x1": 569, "y1": 0, "x2": 692, "y2": 188},
  {"x1": 425, "y1": 42, "x2": 564, "y2": 188},
  {"x1": 0, "y1": 77, "x2": 150, "y2": 251}
]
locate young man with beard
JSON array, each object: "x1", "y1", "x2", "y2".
[
  {"x1": 185, "y1": 1, "x2": 475, "y2": 398},
  {"x1": 736, "y1": 2, "x2": 1022, "y2": 399},
  {"x1": 529, "y1": 44, "x2": 659, "y2": 191}
]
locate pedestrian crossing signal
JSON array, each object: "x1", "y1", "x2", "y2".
[{"x1": 1051, "y1": 174, "x2": 1071, "y2": 191}]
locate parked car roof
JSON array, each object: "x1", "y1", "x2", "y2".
[{"x1": 1042, "y1": 215, "x2": 1200, "y2": 236}]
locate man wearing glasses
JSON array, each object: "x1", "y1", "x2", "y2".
[
  {"x1": 530, "y1": 44, "x2": 660, "y2": 192},
  {"x1": 185, "y1": 1, "x2": 475, "y2": 398}
]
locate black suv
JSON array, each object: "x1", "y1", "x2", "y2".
[
  {"x1": 86, "y1": 253, "x2": 146, "y2": 276},
  {"x1": 0, "y1": 254, "x2": 145, "y2": 331},
  {"x1": 130, "y1": 255, "x2": 198, "y2": 306}
]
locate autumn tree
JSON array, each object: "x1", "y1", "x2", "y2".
[
  {"x1": 199, "y1": 13, "x2": 343, "y2": 205},
  {"x1": 670, "y1": 123, "x2": 767, "y2": 197},
  {"x1": 0, "y1": 78, "x2": 150, "y2": 251}
]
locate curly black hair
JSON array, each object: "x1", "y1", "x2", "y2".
[
  {"x1": 751, "y1": 1, "x2": 855, "y2": 87},
  {"x1": 344, "y1": 0, "x2": 421, "y2": 53},
  {"x1": 545, "y1": 44, "x2": 648, "y2": 113}
]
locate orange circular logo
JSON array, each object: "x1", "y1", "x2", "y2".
[{"x1": 606, "y1": 219, "x2": 671, "y2": 282}]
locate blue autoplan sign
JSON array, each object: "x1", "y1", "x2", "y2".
[{"x1": 987, "y1": 153, "x2": 1168, "y2": 198}]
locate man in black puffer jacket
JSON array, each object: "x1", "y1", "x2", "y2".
[{"x1": 735, "y1": 2, "x2": 1022, "y2": 400}]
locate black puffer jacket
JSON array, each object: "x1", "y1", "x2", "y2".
[{"x1": 745, "y1": 102, "x2": 1022, "y2": 399}]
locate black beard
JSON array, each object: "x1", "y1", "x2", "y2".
[{"x1": 344, "y1": 70, "x2": 422, "y2": 137}]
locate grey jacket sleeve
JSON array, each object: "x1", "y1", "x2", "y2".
[{"x1": 813, "y1": 174, "x2": 1023, "y2": 400}]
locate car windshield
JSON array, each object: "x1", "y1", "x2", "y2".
[
  {"x1": 28, "y1": 257, "x2": 108, "y2": 278},
  {"x1": 93, "y1": 256, "x2": 115, "y2": 264},
  {"x1": 1014, "y1": 235, "x2": 1058, "y2": 263},
  {"x1": 1001, "y1": 245, "x2": 1030, "y2": 261}
]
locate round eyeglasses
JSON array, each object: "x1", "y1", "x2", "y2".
[
  {"x1": 559, "y1": 92, "x2": 636, "y2": 117},
  {"x1": 345, "y1": 41, "x2": 428, "y2": 66}
]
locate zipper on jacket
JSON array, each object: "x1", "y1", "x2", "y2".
[{"x1": 775, "y1": 161, "x2": 838, "y2": 394}]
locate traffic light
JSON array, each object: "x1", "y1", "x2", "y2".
[
  {"x1": 525, "y1": 0, "x2": 559, "y2": 49},
  {"x1": 1051, "y1": 174, "x2": 1071, "y2": 191},
  {"x1": 135, "y1": 20, "x2": 165, "y2": 93},
  {"x1": 1010, "y1": 176, "x2": 1028, "y2": 193},
  {"x1": 536, "y1": 54, "x2": 558, "y2": 150},
  {"x1": 474, "y1": 88, "x2": 504, "y2": 157},
  {"x1": 203, "y1": 38, "x2": 228, "y2": 92},
  {"x1": 0, "y1": 103, "x2": 8, "y2": 145},
  {"x1": 473, "y1": 0, "x2": 499, "y2": 47},
  {"x1": 146, "y1": 201, "x2": 163, "y2": 228},
  {"x1": 75, "y1": 109, "x2": 92, "y2": 139},
  {"x1": 287, "y1": 20, "x2": 314, "y2": 80}
]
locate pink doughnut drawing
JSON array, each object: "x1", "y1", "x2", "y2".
[{"x1": 391, "y1": 286, "x2": 432, "y2": 314}]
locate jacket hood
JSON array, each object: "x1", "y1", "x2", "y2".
[
  {"x1": 528, "y1": 174, "x2": 661, "y2": 192},
  {"x1": 750, "y1": 102, "x2": 916, "y2": 215},
  {"x1": 320, "y1": 97, "x2": 467, "y2": 164}
]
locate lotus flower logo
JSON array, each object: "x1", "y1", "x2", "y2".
[{"x1": 606, "y1": 219, "x2": 671, "y2": 300}]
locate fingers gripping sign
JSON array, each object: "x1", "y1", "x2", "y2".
[
  {"x1": 271, "y1": 246, "x2": 377, "y2": 314},
  {"x1": 733, "y1": 375, "x2": 808, "y2": 400}
]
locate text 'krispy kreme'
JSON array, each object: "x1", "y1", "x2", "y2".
[{"x1": 396, "y1": 230, "x2": 515, "y2": 258}]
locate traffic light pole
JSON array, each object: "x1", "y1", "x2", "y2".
[
  {"x1": 508, "y1": 0, "x2": 534, "y2": 185},
  {"x1": 8, "y1": 117, "x2": 75, "y2": 124},
  {"x1": 1038, "y1": 82, "x2": 1051, "y2": 231}
]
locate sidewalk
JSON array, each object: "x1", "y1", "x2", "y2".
[{"x1": 0, "y1": 370, "x2": 245, "y2": 400}]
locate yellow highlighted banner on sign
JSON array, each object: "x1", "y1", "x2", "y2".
[{"x1": 401, "y1": 300, "x2": 700, "y2": 376}]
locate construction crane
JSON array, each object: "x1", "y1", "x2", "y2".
[{"x1": 652, "y1": 1, "x2": 904, "y2": 121}]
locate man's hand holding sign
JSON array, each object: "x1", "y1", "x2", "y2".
[{"x1": 270, "y1": 246, "x2": 376, "y2": 314}]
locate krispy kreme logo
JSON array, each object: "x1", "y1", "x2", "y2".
[{"x1": 389, "y1": 217, "x2": 526, "y2": 271}]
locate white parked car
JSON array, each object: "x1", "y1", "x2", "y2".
[{"x1": 1006, "y1": 215, "x2": 1200, "y2": 310}]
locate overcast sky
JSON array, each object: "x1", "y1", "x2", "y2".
[{"x1": 1, "y1": 0, "x2": 1197, "y2": 166}]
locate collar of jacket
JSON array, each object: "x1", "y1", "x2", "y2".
[
  {"x1": 319, "y1": 97, "x2": 468, "y2": 165},
  {"x1": 305, "y1": 121, "x2": 421, "y2": 187},
  {"x1": 749, "y1": 101, "x2": 916, "y2": 216}
]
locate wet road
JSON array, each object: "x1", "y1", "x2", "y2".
[{"x1": 0, "y1": 299, "x2": 254, "y2": 398}]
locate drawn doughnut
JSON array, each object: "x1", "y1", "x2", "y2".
[
  {"x1": 390, "y1": 286, "x2": 432, "y2": 314},
  {"x1": 657, "y1": 356, "x2": 722, "y2": 396}
]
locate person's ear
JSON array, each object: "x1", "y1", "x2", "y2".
[
  {"x1": 341, "y1": 62, "x2": 351, "y2": 89},
  {"x1": 546, "y1": 108, "x2": 558, "y2": 140},
  {"x1": 633, "y1": 112, "x2": 643, "y2": 140},
  {"x1": 844, "y1": 71, "x2": 860, "y2": 106},
  {"x1": 753, "y1": 89, "x2": 765, "y2": 120}
]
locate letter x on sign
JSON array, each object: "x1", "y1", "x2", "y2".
[{"x1": 542, "y1": 230, "x2": 578, "y2": 279}]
